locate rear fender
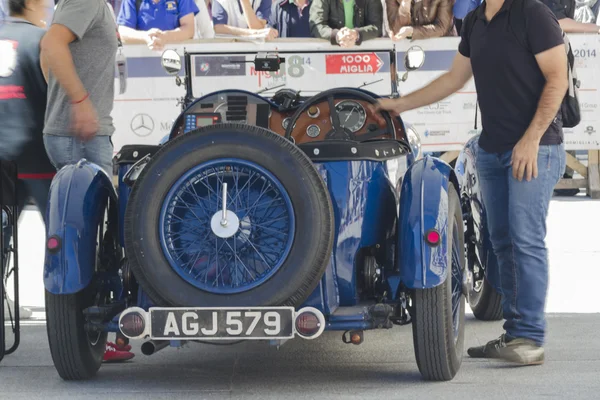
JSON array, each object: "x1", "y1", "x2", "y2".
[
  {"x1": 44, "y1": 160, "x2": 117, "y2": 294},
  {"x1": 397, "y1": 155, "x2": 459, "y2": 290}
]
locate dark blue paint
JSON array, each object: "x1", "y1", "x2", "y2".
[
  {"x1": 397, "y1": 156, "x2": 459, "y2": 290},
  {"x1": 44, "y1": 161, "x2": 117, "y2": 294},
  {"x1": 300, "y1": 159, "x2": 401, "y2": 311}
]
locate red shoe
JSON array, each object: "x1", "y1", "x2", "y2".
[
  {"x1": 103, "y1": 343, "x2": 135, "y2": 363},
  {"x1": 108, "y1": 341, "x2": 132, "y2": 352}
]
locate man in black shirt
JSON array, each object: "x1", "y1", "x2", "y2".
[{"x1": 375, "y1": 0, "x2": 568, "y2": 365}]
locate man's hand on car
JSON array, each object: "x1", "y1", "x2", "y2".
[
  {"x1": 71, "y1": 97, "x2": 99, "y2": 142},
  {"x1": 370, "y1": 98, "x2": 408, "y2": 124},
  {"x1": 336, "y1": 27, "x2": 358, "y2": 47}
]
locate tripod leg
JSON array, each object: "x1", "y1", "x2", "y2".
[
  {"x1": 6, "y1": 205, "x2": 20, "y2": 355},
  {"x1": 1, "y1": 207, "x2": 6, "y2": 361}
]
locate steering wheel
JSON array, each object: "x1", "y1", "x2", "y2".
[{"x1": 284, "y1": 88, "x2": 396, "y2": 142}]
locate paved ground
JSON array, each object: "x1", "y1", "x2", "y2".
[
  {"x1": 2, "y1": 194, "x2": 600, "y2": 399},
  {"x1": 2, "y1": 314, "x2": 600, "y2": 400}
]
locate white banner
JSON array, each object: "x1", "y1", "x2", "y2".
[{"x1": 111, "y1": 36, "x2": 600, "y2": 154}]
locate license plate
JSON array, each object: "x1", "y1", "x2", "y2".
[{"x1": 149, "y1": 307, "x2": 295, "y2": 340}]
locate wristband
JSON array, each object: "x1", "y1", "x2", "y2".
[{"x1": 71, "y1": 93, "x2": 89, "y2": 105}]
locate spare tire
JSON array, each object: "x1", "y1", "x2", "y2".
[{"x1": 124, "y1": 123, "x2": 334, "y2": 307}]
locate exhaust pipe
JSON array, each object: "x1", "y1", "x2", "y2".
[{"x1": 141, "y1": 340, "x2": 169, "y2": 356}]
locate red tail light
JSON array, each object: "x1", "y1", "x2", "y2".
[
  {"x1": 425, "y1": 229, "x2": 441, "y2": 246},
  {"x1": 47, "y1": 236, "x2": 61, "y2": 253}
]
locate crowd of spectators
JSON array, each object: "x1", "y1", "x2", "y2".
[{"x1": 3, "y1": 0, "x2": 600, "y2": 49}]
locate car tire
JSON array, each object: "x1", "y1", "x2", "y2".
[
  {"x1": 470, "y1": 277, "x2": 503, "y2": 320},
  {"x1": 468, "y1": 234, "x2": 503, "y2": 321},
  {"x1": 125, "y1": 123, "x2": 334, "y2": 308},
  {"x1": 45, "y1": 286, "x2": 107, "y2": 380},
  {"x1": 411, "y1": 182, "x2": 465, "y2": 381}
]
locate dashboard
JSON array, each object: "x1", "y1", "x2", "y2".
[{"x1": 172, "y1": 90, "x2": 407, "y2": 145}]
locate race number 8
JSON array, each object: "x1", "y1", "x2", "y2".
[{"x1": 287, "y1": 55, "x2": 304, "y2": 78}]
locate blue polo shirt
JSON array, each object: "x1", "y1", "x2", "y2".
[
  {"x1": 268, "y1": 0, "x2": 311, "y2": 38},
  {"x1": 117, "y1": 0, "x2": 199, "y2": 31},
  {"x1": 212, "y1": 0, "x2": 271, "y2": 27}
]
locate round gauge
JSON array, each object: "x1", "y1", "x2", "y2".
[
  {"x1": 335, "y1": 100, "x2": 367, "y2": 132},
  {"x1": 306, "y1": 124, "x2": 321, "y2": 138},
  {"x1": 308, "y1": 106, "x2": 320, "y2": 118},
  {"x1": 282, "y1": 117, "x2": 291, "y2": 129}
]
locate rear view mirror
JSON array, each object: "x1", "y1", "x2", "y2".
[
  {"x1": 404, "y1": 46, "x2": 425, "y2": 71},
  {"x1": 161, "y1": 49, "x2": 182, "y2": 76}
]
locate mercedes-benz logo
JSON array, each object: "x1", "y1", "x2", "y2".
[{"x1": 131, "y1": 114, "x2": 155, "y2": 137}]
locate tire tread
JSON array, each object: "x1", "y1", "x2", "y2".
[{"x1": 45, "y1": 291, "x2": 104, "y2": 380}]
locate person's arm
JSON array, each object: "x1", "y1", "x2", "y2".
[
  {"x1": 389, "y1": 54, "x2": 473, "y2": 112},
  {"x1": 511, "y1": 3, "x2": 568, "y2": 181},
  {"x1": 385, "y1": 0, "x2": 400, "y2": 36},
  {"x1": 116, "y1": 0, "x2": 151, "y2": 44},
  {"x1": 240, "y1": 0, "x2": 266, "y2": 29},
  {"x1": 214, "y1": 24, "x2": 258, "y2": 35},
  {"x1": 521, "y1": 46, "x2": 568, "y2": 142},
  {"x1": 558, "y1": 17, "x2": 600, "y2": 33},
  {"x1": 118, "y1": 25, "x2": 153, "y2": 43},
  {"x1": 40, "y1": 27, "x2": 87, "y2": 102},
  {"x1": 374, "y1": 17, "x2": 474, "y2": 115},
  {"x1": 40, "y1": 1, "x2": 100, "y2": 139},
  {"x1": 309, "y1": 0, "x2": 335, "y2": 43},
  {"x1": 411, "y1": 0, "x2": 454, "y2": 39},
  {"x1": 156, "y1": 0, "x2": 200, "y2": 41},
  {"x1": 354, "y1": 0, "x2": 383, "y2": 43},
  {"x1": 159, "y1": 13, "x2": 196, "y2": 42}
]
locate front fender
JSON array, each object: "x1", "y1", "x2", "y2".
[
  {"x1": 397, "y1": 155, "x2": 459, "y2": 289},
  {"x1": 44, "y1": 160, "x2": 117, "y2": 294}
]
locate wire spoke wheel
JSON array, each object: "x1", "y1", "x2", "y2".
[
  {"x1": 160, "y1": 159, "x2": 295, "y2": 294},
  {"x1": 125, "y1": 123, "x2": 333, "y2": 308}
]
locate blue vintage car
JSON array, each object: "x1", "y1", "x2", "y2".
[{"x1": 42, "y1": 47, "x2": 502, "y2": 382}]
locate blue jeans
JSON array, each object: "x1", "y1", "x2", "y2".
[
  {"x1": 43, "y1": 135, "x2": 114, "y2": 177},
  {"x1": 475, "y1": 143, "x2": 565, "y2": 346}
]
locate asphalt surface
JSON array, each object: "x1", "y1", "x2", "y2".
[
  {"x1": 1, "y1": 314, "x2": 600, "y2": 400},
  {"x1": 2, "y1": 195, "x2": 600, "y2": 399}
]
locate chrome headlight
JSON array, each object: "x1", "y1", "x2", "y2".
[{"x1": 406, "y1": 126, "x2": 422, "y2": 160}]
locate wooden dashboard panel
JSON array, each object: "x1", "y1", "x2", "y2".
[
  {"x1": 174, "y1": 97, "x2": 407, "y2": 144},
  {"x1": 271, "y1": 99, "x2": 395, "y2": 145}
]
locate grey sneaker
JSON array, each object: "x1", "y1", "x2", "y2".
[{"x1": 467, "y1": 334, "x2": 544, "y2": 365}]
